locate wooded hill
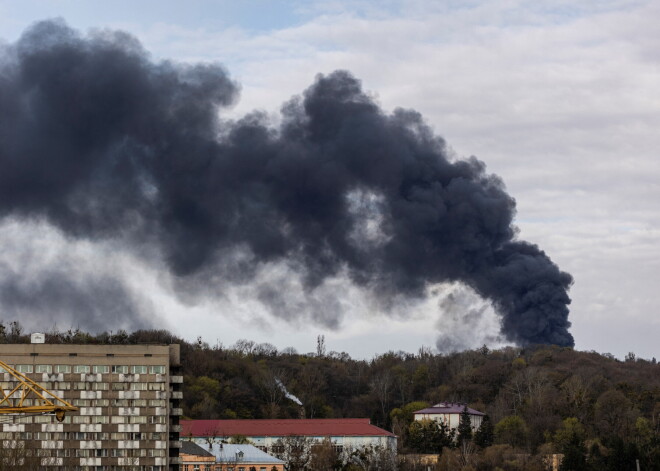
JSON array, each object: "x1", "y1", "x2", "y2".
[{"x1": 1, "y1": 322, "x2": 659, "y2": 469}]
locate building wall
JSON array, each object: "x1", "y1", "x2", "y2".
[
  {"x1": 190, "y1": 434, "x2": 396, "y2": 454},
  {"x1": 0, "y1": 343, "x2": 182, "y2": 470},
  {"x1": 413, "y1": 412, "x2": 484, "y2": 430}
]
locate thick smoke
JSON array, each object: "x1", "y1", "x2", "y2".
[{"x1": 0, "y1": 20, "x2": 573, "y2": 346}]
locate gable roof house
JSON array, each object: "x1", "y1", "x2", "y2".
[
  {"x1": 181, "y1": 441, "x2": 285, "y2": 471},
  {"x1": 413, "y1": 402, "x2": 485, "y2": 430},
  {"x1": 210, "y1": 444, "x2": 285, "y2": 471},
  {"x1": 180, "y1": 441, "x2": 216, "y2": 470}
]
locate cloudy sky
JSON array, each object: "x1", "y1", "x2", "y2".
[{"x1": 0, "y1": 0, "x2": 658, "y2": 359}]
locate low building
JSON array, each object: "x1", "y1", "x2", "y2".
[
  {"x1": 413, "y1": 402, "x2": 485, "y2": 430},
  {"x1": 181, "y1": 442, "x2": 284, "y2": 471},
  {"x1": 181, "y1": 441, "x2": 216, "y2": 470},
  {"x1": 182, "y1": 418, "x2": 397, "y2": 454},
  {"x1": 210, "y1": 443, "x2": 285, "y2": 471}
]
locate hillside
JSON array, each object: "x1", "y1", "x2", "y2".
[{"x1": 2, "y1": 322, "x2": 659, "y2": 469}]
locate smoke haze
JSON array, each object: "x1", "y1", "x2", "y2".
[{"x1": 0, "y1": 20, "x2": 573, "y2": 346}]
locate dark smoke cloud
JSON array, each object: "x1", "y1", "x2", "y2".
[
  {"x1": 0, "y1": 269, "x2": 152, "y2": 333},
  {"x1": 0, "y1": 20, "x2": 573, "y2": 346}
]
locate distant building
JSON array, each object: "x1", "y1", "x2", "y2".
[
  {"x1": 211, "y1": 444, "x2": 285, "y2": 471},
  {"x1": 181, "y1": 441, "x2": 216, "y2": 470},
  {"x1": 182, "y1": 418, "x2": 397, "y2": 454},
  {"x1": 413, "y1": 402, "x2": 485, "y2": 431},
  {"x1": 0, "y1": 342, "x2": 183, "y2": 470},
  {"x1": 181, "y1": 442, "x2": 284, "y2": 471}
]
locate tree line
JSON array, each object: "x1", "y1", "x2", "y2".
[{"x1": 1, "y1": 322, "x2": 659, "y2": 470}]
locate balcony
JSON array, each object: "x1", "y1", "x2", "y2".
[
  {"x1": 169, "y1": 408, "x2": 183, "y2": 416},
  {"x1": 170, "y1": 440, "x2": 182, "y2": 449},
  {"x1": 170, "y1": 375, "x2": 183, "y2": 384}
]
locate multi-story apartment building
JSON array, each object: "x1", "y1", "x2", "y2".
[{"x1": 0, "y1": 340, "x2": 182, "y2": 470}]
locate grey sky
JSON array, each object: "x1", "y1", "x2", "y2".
[{"x1": 0, "y1": 0, "x2": 658, "y2": 359}]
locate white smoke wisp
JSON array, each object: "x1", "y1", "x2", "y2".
[
  {"x1": 433, "y1": 283, "x2": 510, "y2": 353},
  {"x1": 276, "y1": 378, "x2": 303, "y2": 406}
]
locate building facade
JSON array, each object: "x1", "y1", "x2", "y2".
[
  {"x1": 182, "y1": 418, "x2": 397, "y2": 454},
  {"x1": 181, "y1": 442, "x2": 285, "y2": 471},
  {"x1": 0, "y1": 342, "x2": 183, "y2": 470},
  {"x1": 413, "y1": 402, "x2": 485, "y2": 431}
]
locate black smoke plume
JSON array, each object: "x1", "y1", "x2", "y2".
[{"x1": 0, "y1": 20, "x2": 573, "y2": 346}]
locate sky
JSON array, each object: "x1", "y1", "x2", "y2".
[{"x1": 0, "y1": 0, "x2": 658, "y2": 359}]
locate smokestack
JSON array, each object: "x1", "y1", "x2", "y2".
[{"x1": 0, "y1": 20, "x2": 573, "y2": 346}]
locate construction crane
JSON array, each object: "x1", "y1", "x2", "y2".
[{"x1": 0, "y1": 360, "x2": 78, "y2": 422}]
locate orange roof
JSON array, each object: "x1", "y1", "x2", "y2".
[{"x1": 182, "y1": 419, "x2": 396, "y2": 438}]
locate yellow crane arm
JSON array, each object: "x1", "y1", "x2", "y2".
[{"x1": 0, "y1": 360, "x2": 78, "y2": 421}]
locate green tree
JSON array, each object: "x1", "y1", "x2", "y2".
[
  {"x1": 494, "y1": 415, "x2": 528, "y2": 449},
  {"x1": 473, "y1": 414, "x2": 494, "y2": 448},
  {"x1": 554, "y1": 418, "x2": 588, "y2": 471},
  {"x1": 407, "y1": 419, "x2": 454, "y2": 454},
  {"x1": 457, "y1": 405, "x2": 473, "y2": 446}
]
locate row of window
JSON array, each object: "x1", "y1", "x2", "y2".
[
  {"x1": 3, "y1": 431, "x2": 164, "y2": 440},
  {"x1": 0, "y1": 398, "x2": 164, "y2": 410},
  {"x1": 70, "y1": 399, "x2": 166, "y2": 407},
  {"x1": 34, "y1": 465, "x2": 163, "y2": 471},
  {"x1": 30, "y1": 448, "x2": 167, "y2": 458},
  {"x1": 4, "y1": 414, "x2": 168, "y2": 424},
  {"x1": 1, "y1": 380, "x2": 166, "y2": 391},
  {"x1": 6, "y1": 365, "x2": 167, "y2": 374}
]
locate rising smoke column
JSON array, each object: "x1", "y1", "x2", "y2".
[{"x1": 0, "y1": 20, "x2": 573, "y2": 346}]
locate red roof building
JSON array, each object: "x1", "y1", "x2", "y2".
[{"x1": 182, "y1": 419, "x2": 397, "y2": 455}]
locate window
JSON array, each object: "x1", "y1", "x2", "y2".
[
  {"x1": 150, "y1": 365, "x2": 166, "y2": 374},
  {"x1": 92, "y1": 382, "x2": 108, "y2": 390},
  {"x1": 55, "y1": 365, "x2": 71, "y2": 373},
  {"x1": 16, "y1": 365, "x2": 33, "y2": 373},
  {"x1": 35, "y1": 365, "x2": 52, "y2": 373},
  {"x1": 131, "y1": 382, "x2": 147, "y2": 390},
  {"x1": 148, "y1": 383, "x2": 164, "y2": 391},
  {"x1": 112, "y1": 365, "x2": 128, "y2": 374},
  {"x1": 74, "y1": 365, "x2": 90, "y2": 373},
  {"x1": 93, "y1": 365, "x2": 109, "y2": 374},
  {"x1": 131, "y1": 365, "x2": 148, "y2": 374}
]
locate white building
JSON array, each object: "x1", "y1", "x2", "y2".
[
  {"x1": 182, "y1": 418, "x2": 397, "y2": 454},
  {"x1": 413, "y1": 402, "x2": 485, "y2": 431}
]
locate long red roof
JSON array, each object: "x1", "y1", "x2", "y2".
[{"x1": 182, "y1": 419, "x2": 396, "y2": 438}]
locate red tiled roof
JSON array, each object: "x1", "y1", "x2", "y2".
[{"x1": 181, "y1": 419, "x2": 396, "y2": 438}]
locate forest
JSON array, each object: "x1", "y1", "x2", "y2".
[{"x1": 1, "y1": 321, "x2": 659, "y2": 470}]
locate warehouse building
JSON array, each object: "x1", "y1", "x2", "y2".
[
  {"x1": 0, "y1": 339, "x2": 183, "y2": 470},
  {"x1": 182, "y1": 418, "x2": 397, "y2": 453}
]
